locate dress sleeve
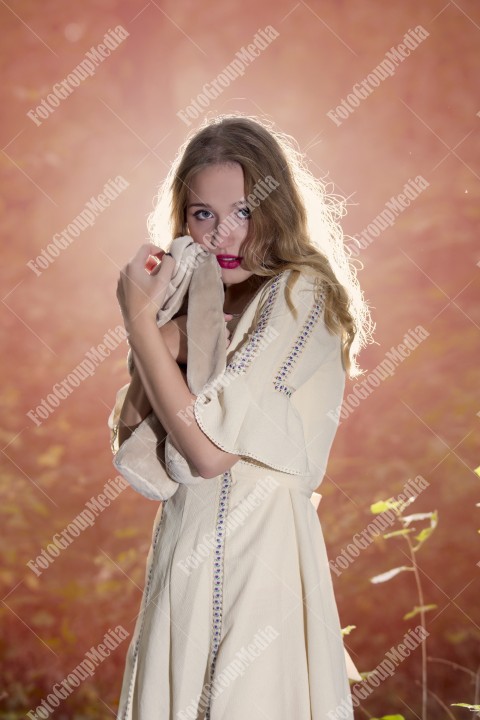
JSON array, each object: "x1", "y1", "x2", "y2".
[{"x1": 193, "y1": 270, "x2": 346, "y2": 479}]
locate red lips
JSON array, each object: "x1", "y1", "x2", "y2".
[{"x1": 216, "y1": 255, "x2": 243, "y2": 269}]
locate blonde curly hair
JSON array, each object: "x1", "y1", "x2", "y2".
[{"x1": 147, "y1": 113, "x2": 374, "y2": 377}]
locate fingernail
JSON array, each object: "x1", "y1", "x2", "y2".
[{"x1": 145, "y1": 257, "x2": 158, "y2": 273}]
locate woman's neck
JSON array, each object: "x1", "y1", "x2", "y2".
[{"x1": 223, "y1": 275, "x2": 265, "y2": 316}]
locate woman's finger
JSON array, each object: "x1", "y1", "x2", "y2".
[
  {"x1": 126, "y1": 243, "x2": 164, "y2": 272},
  {"x1": 148, "y1": 253, "x2": 176, "y2": 310}
]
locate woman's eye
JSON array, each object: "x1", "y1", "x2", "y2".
[
  {"x1": 193, "y1": 209, "x2": 214, "y2": 221},
  {"x1": 237, "y1": 207, "x2": 251, "y2": 219}
]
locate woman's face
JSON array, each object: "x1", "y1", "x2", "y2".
[{"x1": 186, "y1": 162, "x2": 255, "y2": 287}]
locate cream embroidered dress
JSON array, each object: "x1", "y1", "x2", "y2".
[{"x1": 113, "y1": 268, "x2": 355, "y2": 720}]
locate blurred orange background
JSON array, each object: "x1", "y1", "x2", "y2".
[{"x1": 1, "y1": 1, "x2": 479, "y2": 718}]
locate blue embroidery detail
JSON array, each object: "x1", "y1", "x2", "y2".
[
  {"x1": 205, "y1": 470, "x2": 233, "y2": 719},
  {"x1": 273, "y1": 282, "x2": 327, "y2": 397},
  {"x1": 226, "y1": 274, "x2": 282, "y2": 375}
]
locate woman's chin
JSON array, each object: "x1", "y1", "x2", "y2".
[{"x1": 219, "y1": 266, "x2": 254, "y2": 285}]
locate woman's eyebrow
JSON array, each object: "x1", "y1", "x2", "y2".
[{"x1": 187, "y1": 200, "x2": 246, "y2": 209}]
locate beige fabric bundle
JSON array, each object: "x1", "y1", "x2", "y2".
[{"x1": 107, "y1": 235, "x2": 228, "y2": 500}]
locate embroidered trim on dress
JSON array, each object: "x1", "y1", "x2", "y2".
[
  {"x1": 121, "y1": 503, "x2": 168, "y2": 719},
  {"x1": 192, "y1": 270, "x2": 305, "y2": 476},
  {"x1": 273, "y1": 283, "x2": 327, "y2": 397},
  {"x1": 204, "y1": 470, "x2": 234, "y2": 719},
  {"x1": 226, "y1": 273, "x2": 282, "y2": 375}
]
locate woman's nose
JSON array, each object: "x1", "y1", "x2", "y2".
[{"x1": 214, "y1": 218, "x2": 238, "y2": 247}]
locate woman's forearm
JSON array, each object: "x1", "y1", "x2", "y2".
[{"x1": 127, "y1": 315, "x2": 240, "y2": 479}]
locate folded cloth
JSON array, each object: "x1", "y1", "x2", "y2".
[{"x1": 107, "y1": 235, "x2": 228, "y2": 501}]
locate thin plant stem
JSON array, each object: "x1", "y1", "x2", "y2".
[
  {"x1": 427, "y1": 656, "x2": 476, "y2": 680},
  {"x1": 404, "y1": 528, "x2": 428, "y2": 720},
  {"x1": 421, "y1": 682, "x2": 456, "y2": 720},
  {"x1": 475, "y1": 664, "x2": 480, "y2": 709}
]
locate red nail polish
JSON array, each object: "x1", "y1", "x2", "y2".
[
  {"x1": 145, "y1": 257, "x2": 159, "y2": 273},
  {"x1": 145, "y1": 251, "x2": 165, "y2": 274}
]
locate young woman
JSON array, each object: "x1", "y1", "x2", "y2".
[{"x1": 113, "y1": 115, "x2": 373, "y2": 719}]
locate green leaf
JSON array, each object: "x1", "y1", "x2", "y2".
[
  {"x1": 371, "y1": 499, "x2": 400, "y2": 514},
  {"x1": 415, "y1": 527, "x2": 433, "y2": 544},
  {"x1": 403, "y1": 604, "x2": 438, "y2": 620},
  {"x1": 451, "y1": 703, "x2": 480, "y2": 711},
  {"x1": 413, "y1": 510, "x2": 438, "y2": 551},
  {"x1": 370, "y1": 566, "x2": 414, "y2": 584},
  {"x1": 341, "y1": 625, "x2": 356, "y2": 636}
]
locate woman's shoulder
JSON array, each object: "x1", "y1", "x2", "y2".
[
  {"x1": 272, "y1": 267, "x2": 339, "y2": 353},
  {"x1": 269, "y1": 267, "x2": 326, "y2": 313},
  {"x1": 258, "y1": 266, "x2": 322, "y2": 297},
  {"x1": 247, "y1": 269, "x2": 324, "y2": 333}
]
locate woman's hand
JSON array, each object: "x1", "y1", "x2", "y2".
[{"x1": 116, "y1": 244, "x2": 175, "y2": 335}]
